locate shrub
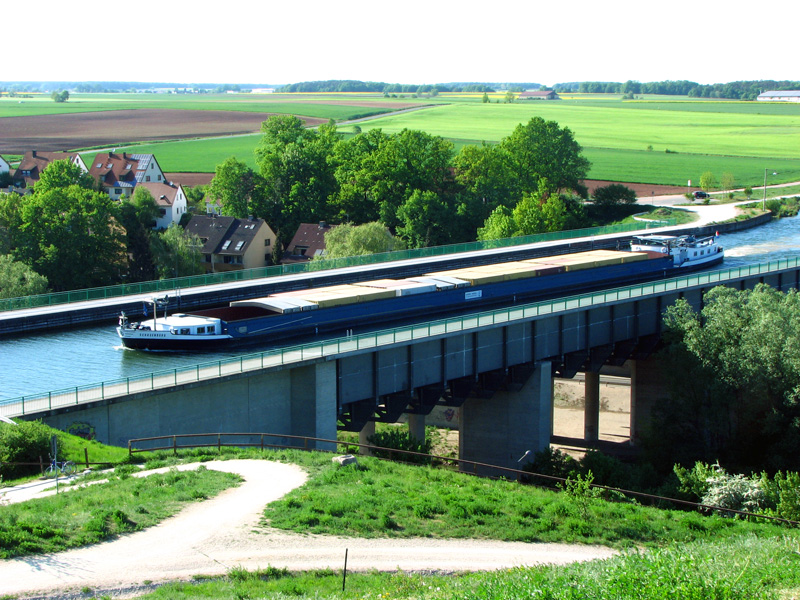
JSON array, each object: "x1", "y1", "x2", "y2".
[
  {"x1": 367, "y1": 428, "x2": 433, "y2": 464},
  {"x1": 0, "y1": 420, "x2": 53, "y2": 479},
  {"x1": 701, "y1": 464, "x2": 766, "y2": 516},
  {"x1": 591, "y1": 183, "x2": 637, "y2": 206},
  {"x1": 760, "y1": 471, "x2": 800, "y2": 521},
  {"x1": 522, "y1": 447, "x2": 578, "y2": 487}
]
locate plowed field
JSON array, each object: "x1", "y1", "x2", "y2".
[{"x1": 0, "y1": 109, "x2": 327, "y2": 153}]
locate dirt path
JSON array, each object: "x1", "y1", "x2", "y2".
[{"x1": 1, "y1": 459, "x2": 615, "y2": 599}]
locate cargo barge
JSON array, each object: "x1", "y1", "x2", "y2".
[{"x1": 117, "y1": 240, "x2": 723, "y2": 351}]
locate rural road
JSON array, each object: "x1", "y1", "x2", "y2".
[{"x1": 0, "y1": 460, "x2": 616, "y2": 599}]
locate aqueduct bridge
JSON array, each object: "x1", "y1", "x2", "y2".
[{"x1": 5, "y1": 256, "x2": 799, "y2": 473}]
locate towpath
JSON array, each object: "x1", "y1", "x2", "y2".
[{"x1": 0, "y1": 460, "x2": 615, "y2": 599}]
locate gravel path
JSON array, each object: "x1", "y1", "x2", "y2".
[{"x1": 0, "y1": 460, "x2": 616, "y2": 598}]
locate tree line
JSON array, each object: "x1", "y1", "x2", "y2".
[
  {"x1": 555, "y1": 79, "x2": 800, "y2": 100},
  {"x1": 0, "y1": 162, "x2": 205, "y2": 297},
  {"x1": 208, "y1": 115, "x2": 596, "y2": 255},
  {"x1": 278, "y1": 80, "x2": 532, "y2": 94}
]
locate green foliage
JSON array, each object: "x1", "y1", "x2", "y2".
[
  {"x1": 657, "y1": 285, "x2": 800, "y2": 472},
  {"x1": 591, "y1": 183, "x2": 637, "y2": 206},
  {"x1": 318, "y1": 221, "x2": 405, "y2": 259},
  {"x1": 366, "y1": 427, "x2": 433, "y2": 464},
  {"x1": 151, "y1": 224, "x2": 204, "y2": 279},
  {"x1": 0, "y1": 254, "x2": 48, "y2": 298},
  {"x1": 0, "y1": 420, "x2": 52, "y2": 479},
  {"x1": 50, "y1": 90, "x2": 69, "y2": 103},
  {"x1": 9, "y1": 185, "x2": 127, "y2": 291},
  {"x1": 700, "y1": 170, "x2": 718, "y2": 192},
  {"x1": 207, "y1": 156, "x2": 263, "y2": 219},
  {"x1": 33, "y1": 159, "x2": 94, "y2": 193}
]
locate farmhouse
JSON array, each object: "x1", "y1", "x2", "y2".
[
  {"x1": 282, "y1": 222, "x2": 337, "y2": 264},
  {"x1": 518, "y1": 90, "x2": 560, "y2": 100},
  {"x1": 136, "y1": 181, "x2": 189, "y2": 229},
  {"x1": 0, "y1": 155, "x2": 9, "y2": 175},
  {"x1": 185, "y1": 214, "x2": 277, "y2": 273},
  {"x1": 12, "y1": 151, "x2": 88, "y2": 188},
  {"x1": 88, "y1": 152, "x2": 166, "y2": 200},
  {"x1": 757, "y1": 90, "x2": 800, "y2": 102}
]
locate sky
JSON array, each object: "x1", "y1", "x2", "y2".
[{"x1": 8, "y1": 0, "x2": 797, "y2": 87}]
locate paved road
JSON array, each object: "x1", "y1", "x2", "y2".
[{"x1": 0, "y1": 460, "x2": 616, "y2": 599}]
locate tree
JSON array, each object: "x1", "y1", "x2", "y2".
[
  {"x1": 50, "y1": 90, "x2": 69, "y2": 103},
  {"x1": 151, "y1": 224, "x2": 204, "y2": 279},
  {"x1": 699, "y1": 171, "x2": 718, "y2": 193},
  {"x1": 256, "y1": 116, "x2": 339, "y2": 239},
  {"x1": 208, "y1": 157, "x2": 263, "y2": 218},
  {"x1": 504, "y1": 91, "x2": 516, "y2": 103},
  {"x1": 119, "y1": 188, "x2": 160, "y2": 282},
  {"x1": 499, "y1": 117, "x2": 590, "y2": 196},
  {"x1": 477, "y1": 206, "x2": 515, "y2": 241},
  {"x1": 591, "y1": 183, "x2": 637, "y2": 206},
  {"x1": 319, "y1": 222, "x2": 406, "y2": 259},
  {"x1": 34, "y1": 160, "x2": 95, "y2": 193},
  {"x1": 13, "y1": 186, "x2": 127, "y2": 290},
  {"x1": 0, "y1": 254, "x2": 48, "y2": 298},
  {"x1": 720, "y1": 172, "x2": 736, "y2": 194},
  {"x1": 395, "y1": 189, "x2": 453, "y2": 248},
  {"x1": 655, "y1": 284, "x2": 800, "y2": 472},
  {"x1": 482, "y1": 92, "x2": 489, "y2": 103}
]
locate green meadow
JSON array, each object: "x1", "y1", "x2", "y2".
[
  {"x1": 0, "y1": 92, "x2": 404, "y2": 120},
  {"x1": 8, "y1": 92, "x2": 800, "y2": 187}
]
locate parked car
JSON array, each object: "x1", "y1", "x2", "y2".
[{"x1": 693, "y1": 191, "x2": 709, "y2": 199}]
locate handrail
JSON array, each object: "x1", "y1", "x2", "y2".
[
  {"x1": 2, "y1": 255, "x2": 796, "y2": 418},
  {"x1": 127, "y1": 431, "x2": 799, "y2": 527},
  {"x1": 0, "y1": 221, "x2": 672, "y2": 314}
]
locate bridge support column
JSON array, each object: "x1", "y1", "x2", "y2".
[
  {"x1": 407, "y1": 413, "x2": 426, "y2": 444},
  {"x1": 358, "y1": 421, "x2": 375, "y2": 455},
  {"x1": 459, "y1": 361, "x2": 552, "y2": 477},
  {"x1": 584, "y1": 371, "x2": 600, "y2": 444},
  {"x1": 290, "y1": 362, "x2": 338, "y2": 451},
  {"x1": 630, "y1": 357, "x2": 670, "y2": 446}
]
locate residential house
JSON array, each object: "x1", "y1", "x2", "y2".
[
  {"x1": 282, "y1": 222, "x2": 337, "y2": 264},
  {"x1": 757, "y1": 91, "x2": 800, "y2": 102},
  {"x1": 88, "y1": 152, "x2": 165, "y2": 200},
  {"x1": 185, "y1": 214, "x2": 277, "y2": 272},
  {"x1": 518, "y1": 90, "x2": 560, "y2": 100},
  {"x1": 0, "y1": 155, "x2": 9, "y2": 176},
  {"x1": 12, "y1": 151, "x2": 89, "y2": 188},
  {"x1": 136, "y1": 181, "x2": 188, "y2": 229}
]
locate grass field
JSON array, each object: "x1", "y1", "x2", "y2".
[{"x1": 5, "y1": 93, "x2": 800, "y2": 187}]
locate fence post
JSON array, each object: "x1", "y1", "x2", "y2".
[
  {"x1": 84, "y1": 447, "x2": 89, "y2": 469},
  {"x1": 218, "y1": 433, "x2": 221, "y2": 453},
  {"x1": 173, "y1": 436, "x2": 177, "y2": 456},
  {"x1": 128, "y1": 440, "x2": 132, "y2": 457}
]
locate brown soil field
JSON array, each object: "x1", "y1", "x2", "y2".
[
  {"x1": 0, "y1": 109, "x2": 328, "y2": 154},
  {"x1": 585, "y1": 179, "x2": 686, "y2": 198}
]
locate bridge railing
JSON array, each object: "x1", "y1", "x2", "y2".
[
  {"x1": 0, "y1": 221, "x2": 672, "y2": 314},
  {"x1": 3, "y1": 255, "x2": 797, "y2": 419}
]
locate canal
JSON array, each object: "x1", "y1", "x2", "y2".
[{"x1": 1, "y1": 216, "x2": 798, "y2": 401}]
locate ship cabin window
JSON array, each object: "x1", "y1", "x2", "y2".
[{"x1": 197, "y1": 326, "x2": 206, "y2": 334}]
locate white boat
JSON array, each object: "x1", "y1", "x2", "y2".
[{"x1": 629, "y1": 234, "x2": 723, "y2": 269}]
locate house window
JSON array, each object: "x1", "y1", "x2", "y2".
[
  {"x1": 204, "y1": 255, "x2": 211, "y2": 263},
  {"x1": 221, "y1": 240, "x2": 231, "y2": 250},
  {"x1": 115, "y1": 188, "x2": 122, "y2": 195},
  {"x1": 146, "y1": 176, "x2": 150, "y2": 182},
  {"x1": 234, "y1": 241, "x2": 244, "y2": 251},
  {"x1": 294, "y1": 246, "x2": 309, "y2": 256},
  {"x1": 158, "y1": 174, "x2": 162, "y2": 181},
  {"x1": 264, "y1": 239, "x2": 271, "y2": 246},
  {"x1": 159, "y1": 209, "x2": 166, "y2": 216}
]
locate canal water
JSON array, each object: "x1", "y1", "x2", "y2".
[{"x1": 2, "y1": 216, "x2": 799, "y2": 401}]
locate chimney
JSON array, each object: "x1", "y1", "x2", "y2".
[
  {"x1": 319, "y1": 221, "x2": 327, "y2": 229},
  {"x1": 31, "y1": 150, "x2": 36, "y2": 157}
]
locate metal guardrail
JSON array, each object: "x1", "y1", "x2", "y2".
[
  {"x1": 2, "y1": 255, "x2": 796, "y2": 418},
  {"x1": 0, "y1": 221, "x2": 672, "y2": 313},
  {"x1": 127, "y1": 431, "x2": 799, "y2": 527}
]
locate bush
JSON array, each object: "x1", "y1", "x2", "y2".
[
  {"x1": 0, "y1": 420, "x2": 53, "y2": 479},
  {"x1": 591, "y1": 183, "x2": 637, "y2": 206},
  {"x1": 367, "y1": 427, "x2": 433, "y2": 464},
  {"x1": 701, "y1": 465, "x2": 766, "y2": 516}
]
